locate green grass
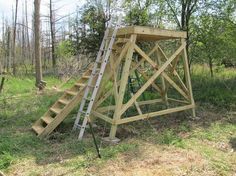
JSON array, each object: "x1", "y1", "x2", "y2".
[
  {"x1": 0, "y1": 66, "x2": 235, "y2": 175},
  {"x1": 192, "y1": 65, "x2": 236, "y2": 109}
]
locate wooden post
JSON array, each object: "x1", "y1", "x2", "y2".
[
  {"x1": 109, "y1": 34, "x2": 137, "y2": 139},
  {"x1": 156, "y1": 46, "x2": 168, "y2": 107},
  {"x1": 181, "y1": 39, "x2": 196, "y2": 117}
]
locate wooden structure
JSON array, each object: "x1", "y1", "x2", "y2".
[{"x1": 32, "y1": 26, "x2": 195, "y2": 140}]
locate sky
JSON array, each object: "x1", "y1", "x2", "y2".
[{"x1": 0, "y1": 0, "x2": 86, "y2": 26}]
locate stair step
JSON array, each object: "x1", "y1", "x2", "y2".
[
  {"x1": 65, "y1": 90, "x2": 77, "y2": 96},
  {"x1": 41, "y1": 115, "x2": 54, "y2": 124},
  {"x1": 32, "y1": 125, "x2": 44, "y2": 135},
  {"x1": 58, "y1": 99, "x2": 70, "y2": 105},
  {"x1": 75, "y1": 83, "x2": 86, "y2": 87},
  {"x1": 82, "y1": 76, "x2": 90, "y2": 79},
  {"x1": 50, "y1": 107, "x2": 62, "y2": 114}
]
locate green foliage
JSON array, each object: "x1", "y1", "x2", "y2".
[
  {"x1": 192, "y1": 65, "x2": 236, "y2": 108},
  {"x1": 158, "y1": 130, "x2": 184, "y2": 147},
  {"x1": 56, "y1": 40, "x2": 75, "y2": 58},
  {"x1": 0, "y1": 152, "x2": 14, "y2": 169},
  {"x1": 125, "y1": 0, "x2": 152, "y2": 25}
]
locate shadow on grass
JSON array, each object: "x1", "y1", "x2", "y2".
[{"x1": 1, "y1": 71, "x2": 236, "y2": 170}]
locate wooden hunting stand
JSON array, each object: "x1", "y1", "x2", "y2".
[{"x1": 32, "y1": 26, "x2": 195, "y2": 141}]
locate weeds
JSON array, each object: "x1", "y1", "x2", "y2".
[{"x1": 0, "y1": 66, "x2": 235, "y2": 175}]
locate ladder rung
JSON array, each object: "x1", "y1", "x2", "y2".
[
  {"x1": 58, "y1": 99, "x2": 70, "y2": 105},
  {"x1": 79, "y1": 110, "x2": 86, "y2": 114},
  {"x1": 50, "y1": 107, "x2": 62, "y2": 114},
  {"x1": 65, "y1": 90, "x2": 77, "y2": 96},
  {"x1": 41, "y1": 115, "x2": 54, "y2": 124},
  {"x1": 84, "y1": 97, "x2": 93, "y2": 101},
  {"x1": 32, "y1": 125, "x2": 44, "y2": 135},
  {"x1": 88, "y1": 84, "x2": 95, "y2": 88},
  {"x1": 75, "y1": 83, "x2": 86, "y2": 87}
]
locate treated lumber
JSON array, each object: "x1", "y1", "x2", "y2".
[
  {"x1": 181, "y1": 39, "x2": 196, "y2": 117},
  {"x1": 134, "y1": 44, "x2": 189, "y2": 100},
  {"x1": 111, "y1": 26, "x2": 187, "y2": 41},
  {"x1": 117, "y1": 104, "x2": 195, "y2": 124},
  {"x1": 110, "y1": 34, "x2": 137, "y2": 138},
  {"x1": 120, "y1": 43, "x2": 186, "y2": 116},
  {"x1": 92, "y1": 111, "x2": 113, "y2": 124}
]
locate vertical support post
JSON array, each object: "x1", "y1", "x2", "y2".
[
  {"x1": 109, "y1": 34, "x2": 137, "y2": 139},
  {"x1": 181, "y1": 39, "x2": 196, "y2": 117},
  {"x1": 156, "y1": 47, "x2": 168, "y2": 107}
]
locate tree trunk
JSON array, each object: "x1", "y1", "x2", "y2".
[
  {"x1": 34, "y1": 0, "x2": 43, "y2": 89},
  {"x1": 12, "y1": 0, "x2": 19, "y2": 75},
  {"x1": 50, "y1": 0, "x2": 56, "y2": 68},
  {"x1": 208, "y1": 57, "x2": 214, "y2": 78}
]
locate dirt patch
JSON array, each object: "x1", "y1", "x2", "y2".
[{"x1": 88, "y1": 142, "x2": 216, "y2": 176}]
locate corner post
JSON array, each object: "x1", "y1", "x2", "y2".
[
  {"x1": 181, "y1": 38, "x2": 196, "y2": 117},
  {"x1": 109, "y1": 34, "x2": 137, "y2": 140}
]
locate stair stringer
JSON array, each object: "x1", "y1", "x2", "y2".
[{"x1": 32, "y1": 68, "x2": 93, "y2": 138}]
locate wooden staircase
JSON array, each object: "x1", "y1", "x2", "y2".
[{"x1": 32, "y1": 67, "x2": 95, "y2": 137}]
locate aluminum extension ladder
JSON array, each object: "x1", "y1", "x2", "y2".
[{"x1": 73, "y1": 10, "x2": 123, "y2": 140}]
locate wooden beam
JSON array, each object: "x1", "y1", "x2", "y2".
[
  {"x1": 134, "y1": 44, "x2": 189, "y2": 100},
  {"x1": 93, "y1": 41, "x2": 131, "y2": 109},
  {"x1": 112, "y1": 26, "x2": 187, "y2": 40},
  {"x1": 156, "y1": 48, "x2": 168, "y2": 106},
  {"x1": 96, "y1": 99, "x2": 163, "y2": 113},
  {"x1": 156, "y1": 44, "x2": 188, "y2": 94},
  {"x1": 131, "y1": 92, "x2": 143, "y2": 115},
  {"x1": 168, "y1": 98, "x2": 189, "y2": 104},
  {"x1": 181, "y1": 39, "x2": 196, "y2": 117},
  {"x1": 131, "y1": 62, "x2": 163, "y2": 94},
  {"x1": 117, "y1": 104, "x2": 195, "y2": 125},
  {"x1": 92, "y1": 111, "x2": 113, "y2": 124},
  {"x1": 120, "y1": 43, "x2": 186, "y2": 116},
  {"x1": 110, "y1": 34, "x2": 137, "y2": 139}
]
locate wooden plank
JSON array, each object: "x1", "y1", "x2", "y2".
[
  {"x1": 120, "y1": 43, "x2": 186, "y2": 116},
  {"x1": 181, "y1": 39, "x2": 196, "y2": 117},
  {"x1": 168, "y1": 98, "x2": 189, "y2": 104},
  {"x1": 134, "y1": 44, "x2": 189, "y2": 100},
  {"x1": 156, "y1": 44, "x2": 188, "y2": 93},
  {"x1": 96, "y1": 99, "x2": 163, "y2": 113},
  {"x1": 132, "y1": 62, "x2": 163, "y2": 94},
  {"x1": 117, "y1": 104, "x2": 195, "y2": 125},
  {"x1": 113, "y1": 26, "x2": 187, "y2": 40},
  {"x1": 131, "y1": 92, "x2": 143, "y2": 115},
  {"x1": 156, "y1": 47, "x2": 168, "y2": 106},
  {"x1": 92, "y1": 111, "x2": 113, "y2": 124},
  {"x1": 40, "y1": 87, "x2": 86, "y2": 137},
  {"x1": 137, "y1": 99, "x2": 163, "y2": 106},
  {"x1": 110, "y1": 34, "x2": 137, "y2": 139},
  {"x1": 93, "y1": 41, "x2": 131, "y2": 109}
]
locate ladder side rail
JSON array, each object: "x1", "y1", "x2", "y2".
[
  {"x1": 73, "y1": 19, "x2": 114, "y2": 130},
  {"x1": 78, "y1": 14, "x2": 123, "y2": 140}
]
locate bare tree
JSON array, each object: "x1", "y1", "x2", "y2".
[
  {"x1": 34, "y1": 0, "x2": 45, "y2": 89},
  {"x1": 12, "y1": 0, "x2": 19, "y2": 75},
  {"x1": 49, "y1": 0, "x2": 57, "y2": 68},
  {"x1": 165, "y1": 0, "x2": 199, "y2": 66}
]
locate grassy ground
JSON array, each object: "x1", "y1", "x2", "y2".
[{"x1": 0, "y1": 66, "x2": 235, "y2": 176}]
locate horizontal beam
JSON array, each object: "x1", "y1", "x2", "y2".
[
  {"x1": 168, "y1": 98, "x2": 189, "y2": 104},
  {"x1": 92, "y1": 111, "x2": 113, "y2": 124},
  {"x1": 96, "y1": 99, "x2": 164, "y2": 113},
  {"x1": 110, "y1": 26, "x2": 187, "y2": 40},
  {"x1": 117, "y1": 104, "x2": 195, "y2": 125}
]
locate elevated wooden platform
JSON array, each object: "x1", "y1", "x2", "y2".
[
  {"x1": 110, "y1": 26, "x2": 187, "y2": 41},
  {"x1": 32, "y1": 25, "x2": 195, "y2": 140}
]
